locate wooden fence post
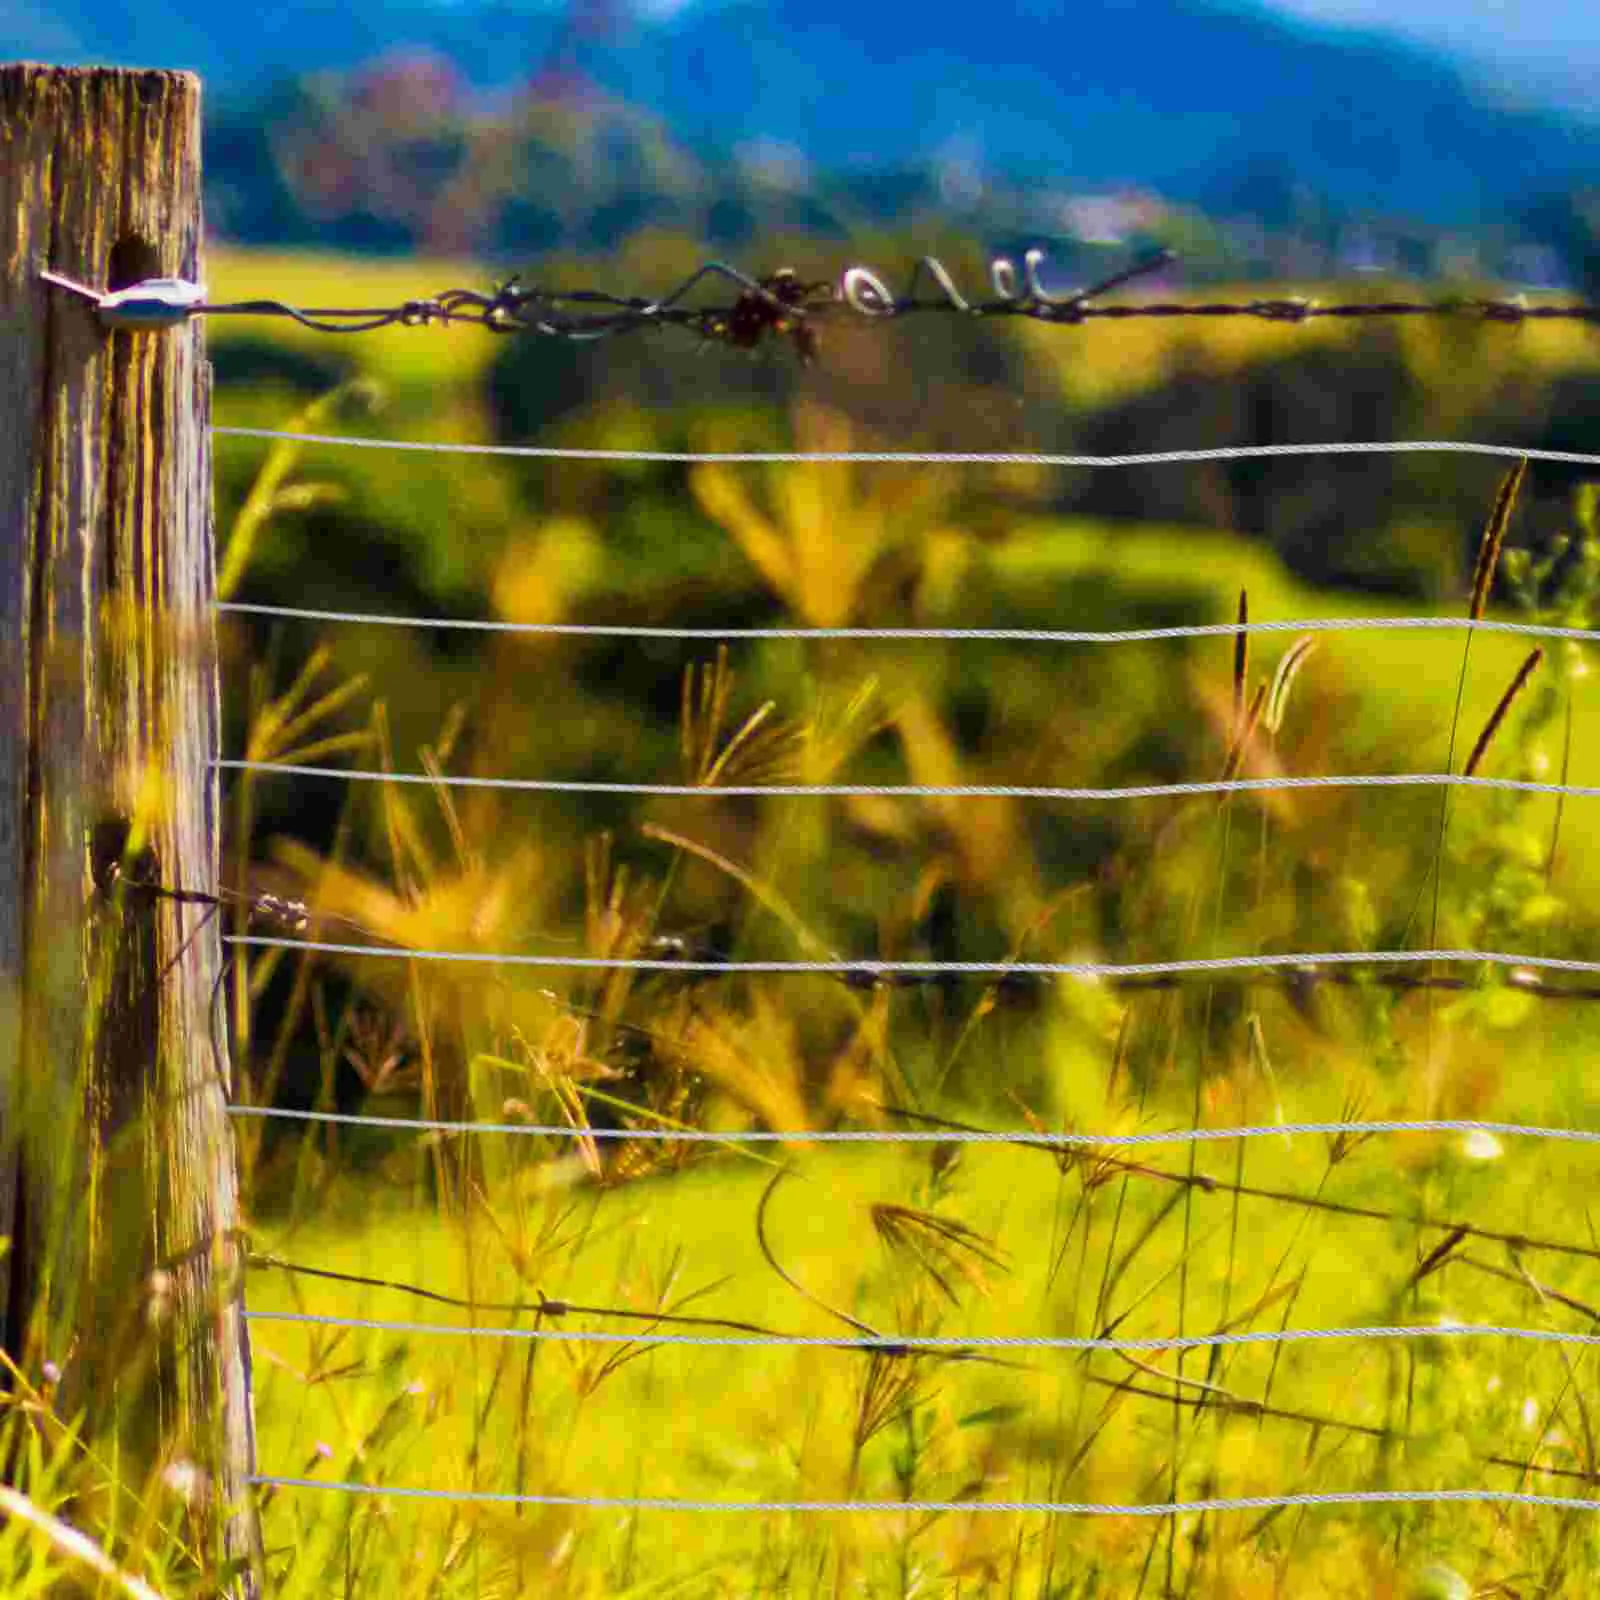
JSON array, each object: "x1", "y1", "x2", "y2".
[{"x1": 0, "y1": 63, "x2": 261, "y2": 1594}]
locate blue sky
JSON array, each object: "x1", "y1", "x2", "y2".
[{"x1": 1259, "y1": 0, "x2": 1600, "y2": 116}]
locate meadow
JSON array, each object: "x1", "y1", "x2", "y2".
[{"x1": 11, "y1": 239, "x2": 1600, "y2": 1598}]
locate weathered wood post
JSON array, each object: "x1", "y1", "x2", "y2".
[{"x1": 0, "y1": 63, "x2": 261, "y2": 1594}]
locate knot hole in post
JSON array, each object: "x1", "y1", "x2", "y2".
[
  {"x1": 90, "y1": 816, "x2": 161, "y2": 903},
  {"x1": 107, "y1": 234, "x2": 161, "y2": 294}
]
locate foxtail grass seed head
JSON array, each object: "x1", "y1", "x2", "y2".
[
  {"x1": 1470, "y1": 456, "x2": 1528, "y2": 622},
  {"x1": 1462, "y1": 648, "x2": 1543, "y2": 778}
]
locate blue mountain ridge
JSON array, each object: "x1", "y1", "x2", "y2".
[{"x1": 6, "y1": 0, "x2": 1598, "y2": 227}]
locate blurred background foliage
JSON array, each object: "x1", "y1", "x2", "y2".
[{"x1": 208, "y1": 225, "x2": 1600, "y2": 1167}]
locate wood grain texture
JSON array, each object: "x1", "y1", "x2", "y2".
[{"x1": 0, "y1": 62, "x2": 261, "y2": 1595}]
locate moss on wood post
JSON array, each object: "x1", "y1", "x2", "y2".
[{"x1": 0, "y1": 63, "x2": 261, "y2": 1594}]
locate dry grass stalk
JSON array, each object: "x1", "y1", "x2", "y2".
[
  {"x1": 583, "y1": 832, "x2": 658, "y2": 1025},
  {"x1": 870, "y1": 1203, "x2": 1008, "y2": 1307},
  {"x1": 217, "y1": 376, "x2": 385, "y2": 599},
  {"x1": 1462, "y1": 648, "x2": 1544, "y2": 778},
  {"x1": 1469, "y1": 455, "x2": 1529, "y2": 621},
  {"x1": 640, "y1": 820, "x2": 840, "y2": 961},
  {"x1": 1218, "y1": 681, "x2": 1269, "y2": 785},
  {"x1": 341, "y1": 1005, "x2": 419, "y2": 1096},
  {"x1": 678, "y1": 996, "x2": 813, "y2": 1139},
  {"x1": 680, "y1": 644, "x2": 792, "y2": 786}
]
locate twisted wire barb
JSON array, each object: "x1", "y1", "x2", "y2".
[{"x1": 40, "y1": 249, "x2": 1600, "y2": 348}]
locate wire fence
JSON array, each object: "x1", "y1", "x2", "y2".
[
  {"x1": 40, "y1": 247, "x2": 1600, "y2": 352},
  {"x1": 199, "y1": 254, "x2": 1600, "y2": 1559}
]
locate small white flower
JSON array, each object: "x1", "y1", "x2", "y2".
[
  {"x1": 1522, "y1": 1396, "x2": 1541, "y2": 1431},
  {"x1": 1461, "y1": 1129, "x2": 1503, "y2": 1162}
]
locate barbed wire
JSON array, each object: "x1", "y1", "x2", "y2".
[
  {"x1": 145, "y1": 876, "x2": 1600, "y2": 1016},
  {"x1": 42, "y1": 250, "x2": 1600, "y2": 351}
]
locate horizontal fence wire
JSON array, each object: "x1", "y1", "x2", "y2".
[
  {"x1": 212, "y1": 761, "x2": 1600, "y2": 801},
  {"x1": 221, "y1": 941, "x2": 1600, "y2": 980},
  {"x1": 211, "y1": 431, "x2": 1600, "y2": 467},
  {"x1": 213, "y1": 604, "x2": 1600, "y2": 642},
  {"x1": 47, "y1": 246, "x2": 1600, "y2": 344},
  {"x1": 226, "y1": 1106, "x2": 1600, "y2": 1147},
  {"x1": 244, "y1": 1479, "x2": 1600, "y2": 1515},
  {"x1": 244, "y1": 1310, "x2": 1600, "y2": 1353}
]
